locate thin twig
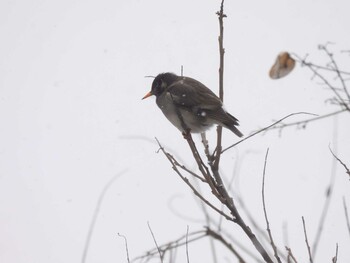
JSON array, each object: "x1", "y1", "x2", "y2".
[
  {"x1": 321, "y1": 45, "x2": 350, "y2": 102},
  {"x1": 118, "y1": 233, "x2": 131, "y2": 263},
  {"x1": 131, "y1": 230, "x2": 207, "y2": 262},
  {"x1": 81, "y1": 171, "x2": 126, "y2": 263},
  {"x1": 206, "y1": 227, "x2": 247, "y2": 263},
  {"x1": 343, "y1": 197, "x2": 350, "y2": 239},
  {"x1": 285, "y1": 247, "x2": 298, "y2": 263},
  {"x1": 147, "y1": 222, "x2": 164, "y2": 263},
  {"x1": 184, "y1": 134, "x2": 224, "y2": 202},
  {"x1": 262, "y1": 148, "x2": 282, "y2": 263},
  {"x1": 213, "y1": 0, "x2": 226, "y2": 171},
  {"x1": 221, "y1": 112, "x2": 317, "y2": 154},
  {"x1": 294, "y1": 59, "x2": 350, "y2": 75},
  {"x1": 312, "y1": 142, "x2": 338, "y2": 258},
  {"x1": 186, "y1": 226, "x2": 190, "y2": 263},
  {"x1": 201, "y1": 132, "x2": 211, "y2": 161},
  {"x1": 156, "y1": 138, "x2": 233, "y2": 221},
  {"x1": 267, "y1": 109, "x2": 347, "y2": 131},
  {"x1": 191, "y1": 179, "x2": 219, "y2": 263},
  {"x1": 329, "y1": 146, "x2": 350, "y2": 179},
  {"x1": 294, "y1": 53, "x2": 350, "y2": 111},
  {"x1": 332, "y1": 243, "x2": 338, "y2": 263},
  {"x1": 302, "y1": 217, "x2": 313, "y2": 263}
]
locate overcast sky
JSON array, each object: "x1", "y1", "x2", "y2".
[{"x1": 1, "y1": 0, "x2": 350, "y2": 262}]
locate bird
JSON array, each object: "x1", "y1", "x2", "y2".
[{"x1": 142, "y1": 72, "x2": 243, "y2": 137}]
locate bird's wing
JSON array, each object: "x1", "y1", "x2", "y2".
[{"x1": 167, "y1": 77, "x2": 222, "y2": 110}]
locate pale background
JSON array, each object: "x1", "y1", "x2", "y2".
[{"x1": 0, "y1": 0, "x2": 350, "y2": 262}]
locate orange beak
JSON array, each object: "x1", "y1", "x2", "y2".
[{"x1": 142, "y1": 91, "x2": 153, "y2": 100}]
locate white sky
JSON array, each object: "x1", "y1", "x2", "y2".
[{"x1": 0, "y1": 0, "x2": 350, "y2": 262}]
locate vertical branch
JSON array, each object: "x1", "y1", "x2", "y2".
[
  {"x1": 147, "y1": 222, "x2": 164, "y2": 263},
  {"x1": 332, "y1": 243, "x2": 338, "y2": 263},
  {"x1": 117, "y1": 233, "x2": 131, "y2": 263},
  {"x1": 302, "y1": 217, "x2": 313, "y2": 263},
  {"x1": 262, "y1": 148, "x2": 282, "y2": 263},
  {"x1": 217, "y1": 0, "x2": 225, "y2": 102},
  {"x1": 186, "y1": 226, "x2": 190, "y2": 263},
  {"x1": 213, "y1": 0, "x2": 226, "y2": 170},
  {"x1": 343, "y1": 197, "x2": 350, "y2": 239}
]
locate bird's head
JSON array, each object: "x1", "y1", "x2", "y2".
[{"x1": 142, "y1": 72, "x2": 178, "y2": 99}]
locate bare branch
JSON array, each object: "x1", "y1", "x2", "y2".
[
  {"x1": 312, "y1": 146, "x2": 338, "y2": 258},
  {"x1": 118, "y1": 233, "x2": 131, "y2": 263},
  {"x1": 261, "y1": 148, "x2": 282, "y2": 263},
  {"x1": 201, "y1": 132, "x2": 211, "y2": 160},
  {"x1": 132, "y1": 230, "x2": 207, "y2": 262},
  {"x1": 329, "y1": 146, "x2": 350, "y2": 179},
  {"x1": 285, "y1": 247, "x2": 298, "y2": 263},
  {"x1": 320, "y1": 45, "x2": 350, "y2": 102},
  {"x1": 343, "y1": 197, "x2": 350, "y2": 239},
  {"x1": 302, "y1": 217, "x2": 313, "y2": 263},
  {"x1": 332, "y1": 243, "x2": 338, "y2": 263},
  {"x1": 147, "y1": 222, "x2": 164, "y2": 263},
  {"x1": 267, "y1": 109, "x2": 347, "y2": 131},
  {"x1": 186, "y1": 226, "x2": 190, "y2": 263},
  {"x1": 222, "y1": 112, "x2": 317, "y2": 154},
  {"x1": 293, "y1": 53, "x2": 350, "y2": 111},
  {"x1": 206, "y1": 227, "x2": 247, "y2": 263},
  {"x1": 213, "y1": 0, "x2": 226, "y2": 171},
  {"x1": 292, "y1": 57, "x2": 350, "y2": 76},
  {"x1": 155, "y1": 138, "x2": 234, "y2": 221}
]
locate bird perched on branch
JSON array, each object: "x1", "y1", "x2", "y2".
[{"x1": 142, "y1": 72, "x2": 243, "y2": 137}]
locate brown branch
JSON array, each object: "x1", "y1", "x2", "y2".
[
  {"x1": 302, "y1": 217, "x2": 313, "y2": 263},
  {"x1": 156, "y1": 138, "x2": 234, "y2": 221},
  {"x1": 221, "y1": 112, "x2": 317, "y2": 154},
  {"x1": 182, "y1": 130, "x2": 274, "y2": 262},
  {"x1": 184, "y1": 134, "x2": 225, "y2": 203},
  {"x1": 169, "y1": 153, "x2": 206, "y2": 183},
  {"x1": 207, "y1": 161, "x2": 274, "y2": 262},
  {"x1": 213, "y1": 0, "x2": 226, "y2": 171},
  {"x1": 201, "y1": 132, "x2": 211, "y2": 160},
  {"x1": 261, "y1": 148, "x2": 282, "y2": 263},
  {"x1": 216, "y1": 0, "x2": 226, "y2": 102}
]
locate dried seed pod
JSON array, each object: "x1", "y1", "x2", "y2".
[{"x1": 269, "y1": 52, "x2": 296, "y2": 79}]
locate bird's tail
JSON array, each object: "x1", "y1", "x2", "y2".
[
  {"x1": 223, "y1": 112, "x2": 243, "y2": 137},
  {"x1": 207, "y1": 109, "x2": 243, "y2": 137},
  {"x1": 226, "y1": 124, "x2": 243, "y2": 137}
]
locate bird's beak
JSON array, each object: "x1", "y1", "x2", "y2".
[{"x1": 142, "y1": 91, "x2": 153, "y2": 100}]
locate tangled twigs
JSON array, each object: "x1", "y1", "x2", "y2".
[{"x1": 155, "y1": 138, "x2": 233, "y2": 221}]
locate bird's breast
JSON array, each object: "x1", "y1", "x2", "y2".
[{"x1": 156, "y1": 92, "x2": 213, "y2": 133}]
